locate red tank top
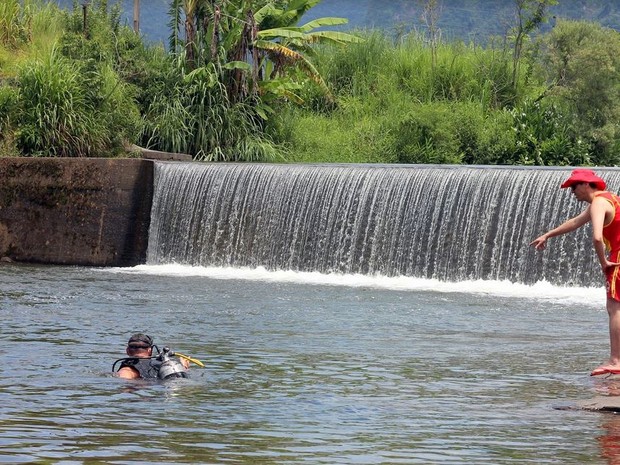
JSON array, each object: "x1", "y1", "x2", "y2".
[{"x1": 595, "y1": 191, "x2": 620, "y2": 260}]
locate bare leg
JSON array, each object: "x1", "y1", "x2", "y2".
[
  {"x1": 608, "y1": 297, "x2": 620, "y2": 366},
  {"x1": 593, "y1": 297, "x2": 620, "y2": 372}
]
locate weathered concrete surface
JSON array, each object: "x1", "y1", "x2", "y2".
[
  {"x1": 576, "y1": 396, "x2": 620, "y2": 412},
  {"x1": 0, "y1": 158, "x2": 153, "y2": 266}
]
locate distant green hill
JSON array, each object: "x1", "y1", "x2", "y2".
[
  {"x1": 306, "y1": 0, "x2": 620, "y2": 41},
  {"x1": 52, "y1": 0, "x2": 620, "y2": 44}
]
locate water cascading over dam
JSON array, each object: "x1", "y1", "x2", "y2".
[{"x1": 146, "y1": 163, "x2": 620, "y2": 286}]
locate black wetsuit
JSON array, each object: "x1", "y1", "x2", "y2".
[{"x1": 118, "y1": 358, "x2": 162, "y2": 379}]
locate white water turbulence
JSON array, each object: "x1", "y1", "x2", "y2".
[
  {"x1": 147, "y1": 163, "x2": 620, "y2": 287},
  {"x1": 113, "y1": 263, "x2": 603, "y2": 308}
]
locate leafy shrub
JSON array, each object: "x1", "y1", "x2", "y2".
[
  {"x1": 536, "y1": 19, "x2": 620, "y2": 165},
  {"x1": 393, "y1": 104, "x2": 474, "y2": 165},
  {"x1": 507, "y1": 99, "x2": 591, "y2": 165},
  {"x1": 474, "y1": 111, "x2": 518, "y2": 165}
]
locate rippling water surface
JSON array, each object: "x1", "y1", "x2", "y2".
[{"x1": 1, "y1": 264, "x2": 618, "y2": 464}]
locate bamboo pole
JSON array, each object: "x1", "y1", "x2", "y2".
[
  {"x1": 133, "y1": 0, "x2": 140, "y2": 33},
  {"x1": 82, "y1": 1, "x2": 89, "y2": 37}
]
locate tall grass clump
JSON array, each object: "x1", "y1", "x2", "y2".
[
  {"x1": 270, "y1": 100, "x2": 397, "y2": 164},
  {"x1": 15, "y1": 46, "x2": 140, "y2": 157},
  {"x1": 0, "y1": 0, "x2": 27, "y2": 50},
  {"x1": 0, "y1": 0, "x2": 29, "y2": 78},
  {"x1": 17, "y1": 47, "x2": 105, "y2": 156},
  {"x1": 60, "y1": 0, "x2": 124, "y2": 62},
  {"x1": 384, "y1": 34, "x2": 526, "y2": 109},
  {"x1": 313, "y1": 31, "x2": 524, "y2": 109},
  {"x1": 1, "y1": 1, "x2": 142, "y2": 157},
  {"x1": 0, "y1": 1, "x2": 64, "y2": 74},
  {"x1": 141, "y1": 64, "x2": 280, "y2": 162},
  {"x1": 15, "y1": 46, "x2": 141, "y2": 157},
  {"x1": 25, "y1": 1, "x2": 64, "y2": 55},
  {"x1": 316, "y1": 30, "x2": 393, "y2": 98}
]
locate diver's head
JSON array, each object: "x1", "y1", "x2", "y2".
[{"x1": 126, "y1": 333, "x2": 153, "y2": 358}]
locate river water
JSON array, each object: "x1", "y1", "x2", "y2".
[{"x1": 1, "y1": 263, "x2": 619, "y2": 464}]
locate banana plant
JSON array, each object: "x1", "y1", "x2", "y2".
[
  {"x1": 167, "y1": 0, "x2": 361, "y2": 104},
  {"x1": 252, "y1": 1, "x2": 362, "y2": 102}
]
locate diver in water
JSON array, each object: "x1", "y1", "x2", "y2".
[{"x1": 114, "y1": 333, "x2": 190, "y2": 380}]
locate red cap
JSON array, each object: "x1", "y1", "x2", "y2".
[{"x1": 560, "y1": 169, "x2": 606, "y2": 190}]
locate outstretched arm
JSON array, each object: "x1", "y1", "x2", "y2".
[{"x1": 530, "y1": 208, "x2": 591, "y2": 250}]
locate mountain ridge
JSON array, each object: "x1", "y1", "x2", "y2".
[{"x1": 52, "y1": 0, "x2": 620, "y2": 44}]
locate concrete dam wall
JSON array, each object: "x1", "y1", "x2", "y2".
[{"x1": 0, "y1": 158, "x2": 153, "y2": 266}]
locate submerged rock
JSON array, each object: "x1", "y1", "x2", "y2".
[{"x1": 577, "y1": 397, "x2": 620, "y2": 412}]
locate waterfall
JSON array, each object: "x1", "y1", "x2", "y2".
[{"x1": 147, "y1": 163, "x2": 620, "y2": 286}]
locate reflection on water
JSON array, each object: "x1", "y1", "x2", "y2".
[
  {"x1": 600, "y1": 416, "x2": 620, "y2": 465},
  {"x1": 0, "y1": 263, "x2": 615, "y2": 464}
]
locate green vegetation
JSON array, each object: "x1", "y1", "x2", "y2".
[
  {"x1": 1, "y1": 0, "x2": 620, "y2": 166},
  {"x1": 144, "y1": 0, "x2": 360, "y2": 161},
  {"x1": 273, "y1": 21, "x2": 603, "y2": 165},
  {"x1": 1, "y1": 0, "x2": 141, "y2": 157}
]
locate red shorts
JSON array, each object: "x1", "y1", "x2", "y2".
[{"x1": 607, "y1": 265, "x2": 620, "y2": 301}]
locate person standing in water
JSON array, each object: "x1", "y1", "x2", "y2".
[{"x1": 531, "y1": 169, "x2": 620, "y2": 375}]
